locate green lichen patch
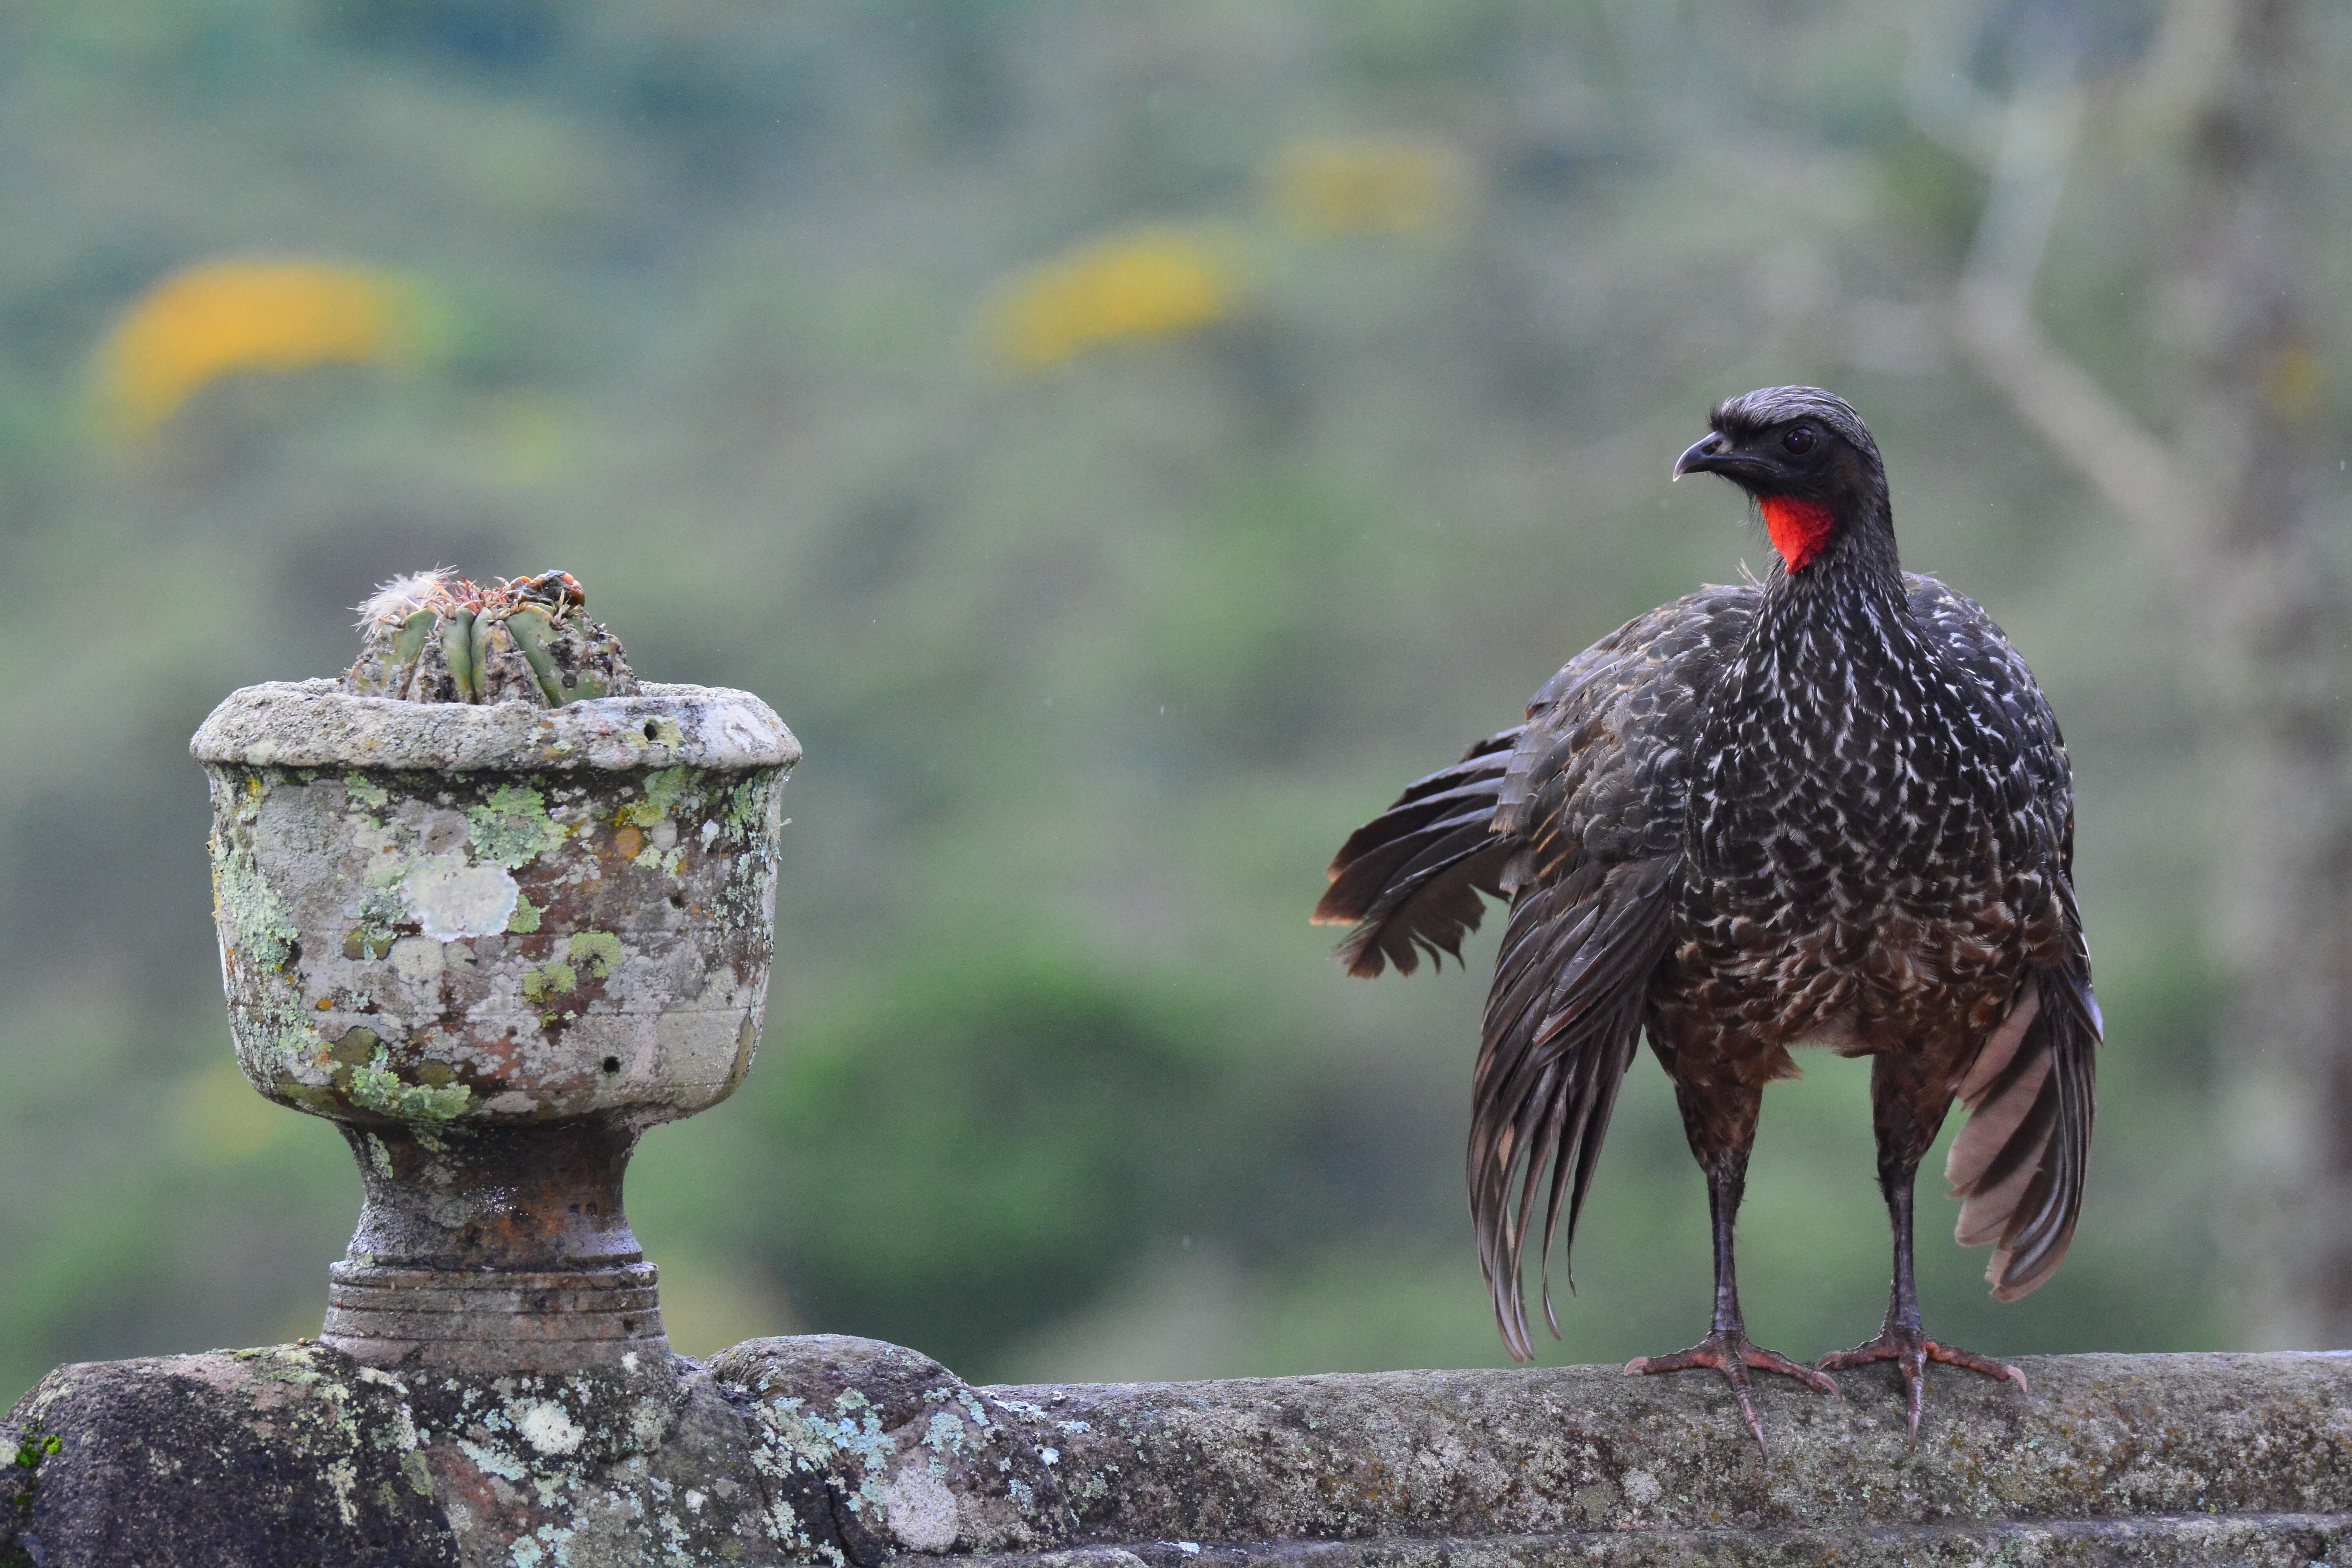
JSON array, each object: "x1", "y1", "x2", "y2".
[
  {"x1": 566, "y1": 931, "x2": 623, "y2": 980},
  {"x1": 506, "y1": 893, "x2": 543, "y2": 934},
  {"x1": 329, "y1": 1027, "x2": 381, "y2": 1067},
  {"x1": 213, "y1": 845, "x2": 301, "y2": 973},
  {"x1": 468, "y1": 783, "x2": 568, "y2": 869},
  {"x1": 343, "y1": 772, "x2": 392, "y2": 809},
  {"x1": 8, "y1": 1429, "x2": 60, "y2": 1548},
  {"x1": 346, "y1": 1047, "x2": 473, "y2": 1121},
  {"x1": 343, "y1": 928, "x2": 397, "y2": 960},
  {"x1": 723, "y1": 775, "x2": 778, "y2": 840},
  {"x1": 343, "y1": 884, "x2": 410, "y2": 960},
  {"x1": 615, "y1": 766, "x2": 693, "y2": 829},
  {"x1": 253, "y1": 1000, "x2": 323, "y2": 1083},
  {"x1": 523, "y1": 961, "x2": 578, "y2": 1002}
]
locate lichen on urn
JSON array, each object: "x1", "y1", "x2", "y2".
[{"x1": 198, "y1": 736, "x2": 790, "y2": 1126}]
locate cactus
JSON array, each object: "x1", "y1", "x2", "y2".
[{"x1": 344, "y1": 569, "x2": 638, "y2": 705}]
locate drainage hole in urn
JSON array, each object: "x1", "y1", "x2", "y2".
[
  {"x1": 642, "y1": 719, "x2": 662, "y2": 741},
  {"x1": 668, "y1": 892, "x2": 686, "y2": 909},
  {"x1": 601, "y1": 1056, "x2": 621, "y2": 1074}
]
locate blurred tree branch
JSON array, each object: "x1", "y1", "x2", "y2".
[
  {"x1": 1923, "y1": 0, "x2": 2352, "y2": 1348},
  {"x1": 1931, "y1": 18, "x2": 2216, "y2": 573},
  {"x1": 1955, "y1": 86, "x2": 2214, "y2": 569}
]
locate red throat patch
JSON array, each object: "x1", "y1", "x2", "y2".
[{"x1": 1760, "y1": 496, "x2": 1836, "y2": 572}]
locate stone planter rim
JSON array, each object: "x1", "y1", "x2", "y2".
[{"x1": 191, "y1": 678, "x2": 799, "y2": 772}]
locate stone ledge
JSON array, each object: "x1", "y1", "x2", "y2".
[
  {"x1": 993, "y1": 1351, "x2": 2352, "y2": 1545},
  {"x1": 8, "y1": 1345, "x2": 2349, "y2": 1566},
  {"x1": 968, "y1": 1515, "x2": 2352, "y2": 1568}
]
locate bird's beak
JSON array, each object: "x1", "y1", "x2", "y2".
[
  {"x1": 1673, "y1": 434, "x2": 1728, "y2": 481},
  {"x1": 1673, "y1": 433, "x2": 1776, "y2": 484}
]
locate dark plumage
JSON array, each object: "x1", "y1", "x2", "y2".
[{"x1": 1314, "y1": 387, "x2": 2098, "y2": 1450}]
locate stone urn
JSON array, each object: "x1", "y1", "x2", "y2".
[{"x1": 190, "y1": 679, "x2": 797, "y2": 1374}]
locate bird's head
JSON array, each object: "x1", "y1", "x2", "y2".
[{"x1": 1672, "y1": 386, "x2": 1889, "y2": 575}]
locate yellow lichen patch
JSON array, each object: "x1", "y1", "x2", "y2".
[
  {"x1": 99, "y1": 260, "x2": 419, "y2": 437},
  {"x1": 1261, "y1": 137, "x2": 1467, "y2": 238},
  {"x1": 985, "y1": 227, "x2": 1239, "y2": 371}
]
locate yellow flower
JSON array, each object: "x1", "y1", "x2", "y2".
[
  {"x1": 99, "y1": 260, "x2": 418, "y2": 437},
  {"x1": 2263, "y1": 341, "x2": 2326, "y2": 425},
  {"x1": 987, "y1": 227, "x2": 1238, "y2": 372},
  {"x1": 1263, "y1": 137, "x2": 1467, "y2": 239}
]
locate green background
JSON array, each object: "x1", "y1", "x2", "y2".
[{"x1": 0, "y1": 0, "x2": 2300, "y2": 1408}]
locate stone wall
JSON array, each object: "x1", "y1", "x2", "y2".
[{"x1": 8, "y1": 1338, "x2": 2350, "y2": 1566}]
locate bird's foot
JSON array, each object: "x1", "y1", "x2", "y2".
[
  {"x1": 1817, "y1": 1328, "x2": 2027, "y2": 1443},
  {"x1": 1624, "y1": 1331, "x2": 1842, "y2": 1455}
]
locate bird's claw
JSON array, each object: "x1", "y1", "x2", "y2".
[
  {"x1": 1818, "y1": 1331, "x2": 2027, "y2": 1443},
  {"x1": 1625, "y1": 1330, "x2": 1842, "y2": 1456}
]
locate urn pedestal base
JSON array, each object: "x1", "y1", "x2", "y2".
[
  {"x1": 323, "y1": 1261, "x2": 668, "y2": 1372},
  {"x1": 321, "y1": 1120, "x2": 673, "y2": 1374}
]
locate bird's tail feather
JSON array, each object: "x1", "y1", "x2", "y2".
[{"x1": 1946, "y1": 957, "x2": 2099, "y2": 1301}]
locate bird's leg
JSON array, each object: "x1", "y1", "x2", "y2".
[
  {"x1": 1820, "y1": 1057, "x2": 2029, "y2": 1441},
  {"x1": 1626, "y1": 1103, "x2": 1840, "y2": 1455}
]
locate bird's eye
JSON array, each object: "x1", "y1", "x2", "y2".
[{"x1": 1781, "y1": 427, "x2": 1815, "y2": 456}]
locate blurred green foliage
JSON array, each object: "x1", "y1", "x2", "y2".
[
  {"x1": 753, "y1": 954, "x2": 1245, "y2": 1367},
  {"x1": 0, "y1": 0, "x2": 2306, "y2": 1408}
]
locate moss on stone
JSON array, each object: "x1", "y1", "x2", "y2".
[{"x1": 6, "y1": 1429, "x2": 60, "y2": 1561}]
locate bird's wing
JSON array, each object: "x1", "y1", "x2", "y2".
[
  {"x1": 1312, "y1": 728, "x2": 1521, "y2": 978},
  {"x1": 1906, "y1": 573, "x2": 2075, "y2": 874},
  {"x1": 1470, "y1": 583, "x2": 1758, "y2": 1359},
  {"x1": 1909, "y1": 574, "x2": 2099, "y2": 1300}
]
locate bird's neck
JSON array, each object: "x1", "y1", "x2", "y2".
[
  {"x1": 1760, "y1": 497, "x2": 1836, "y2": 572},
  {"x1": 1759, "y1": 489, "x2": 1902, "y2": 613},
  {"x1": 1743, "y1": 492, "x2": 1919, "y2": 688}
]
